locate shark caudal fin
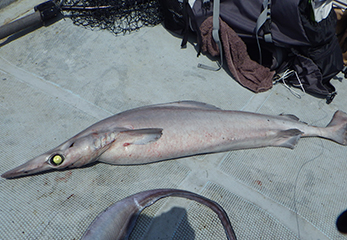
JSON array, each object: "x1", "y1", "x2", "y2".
[{"x1": 325, "y1": 110, "x2": 347, "y2": 145}]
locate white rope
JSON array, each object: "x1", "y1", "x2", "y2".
[{"x1": 273, "y1": 69, "x2": 305, "y2": 99}]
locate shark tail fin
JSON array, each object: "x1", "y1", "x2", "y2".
[{"x1": 325, "y1": 110, "x2": 347, "y2": 145}]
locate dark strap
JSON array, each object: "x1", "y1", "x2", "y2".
[
  {"x1": 256, "y1": 0, "x2": 272, "y2": 43},
  {"x1": 256, "y1": 0, "x2": 272, "y2": 64},
  {"x1": 181, "y1": 0, "x2": 190, "y2": 48},
  {"x1": 198, "y1": 0, "x2": 223, "y2": 71},
  {"x1": 181, "y1": 0, "x2": 202, "y2": 56},
  {"x1": 212, "y1": 0, "x2": 223, "y2": 70}
]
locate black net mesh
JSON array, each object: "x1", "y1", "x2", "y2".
[{"x1": 58, "y1": 0, "x2": 163, "y2": 35}]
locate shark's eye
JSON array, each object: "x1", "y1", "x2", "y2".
[{"x1": 49, "y1": 154, "x2": 64, "y2": 166}]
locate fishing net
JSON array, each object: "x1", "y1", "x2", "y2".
[{"x1": 58, "y1": 0, "x2": 163, "y2": 35}]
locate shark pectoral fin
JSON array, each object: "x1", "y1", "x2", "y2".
[
  {"x1": 275, "y1": 129, "x2": 303, "y2": 149},
  {"x1": 119, "y1": 128, "x2": 163, "y2": 145}
]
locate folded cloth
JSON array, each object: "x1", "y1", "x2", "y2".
[{"x1": 200, "y1": 16, "x2": 274, "y2": 93}]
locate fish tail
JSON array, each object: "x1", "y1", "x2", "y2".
[{"x1": 325, "y1": 110, "x2": 347, "y2": 145}]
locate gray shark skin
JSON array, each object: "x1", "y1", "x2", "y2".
[
  {"x1": 2, "y1": 101, "x2": 347, "y2": 178},
  {"x1": 81, "y1": 188, "x2": 237, "y2": 240}
]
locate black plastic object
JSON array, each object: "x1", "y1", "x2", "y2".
[
  {"x1": 34, "y1": 1, "x2": 60, "y2": 24},
  {"x1": 0, "y1": 1, "x2": 60, "y2": 40},
  {"x1": 337, "y1": 209, "x2": 347, "y2": 234}
]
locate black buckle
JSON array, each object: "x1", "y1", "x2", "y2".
[{"x1": 326, "y1": 91, "x2": 337, "y2": 104}]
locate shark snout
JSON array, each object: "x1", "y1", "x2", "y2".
[{"x1": 1, "y1": 157, "x2": 52, "y2": 179}]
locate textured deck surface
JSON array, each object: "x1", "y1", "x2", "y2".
[{"x1": 1, "y1": 1, "x2": 347, "y2": 239}]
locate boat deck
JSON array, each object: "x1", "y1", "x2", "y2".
[{"x1": 1, "y1": 1, "x2": 347, "y2": 239}]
